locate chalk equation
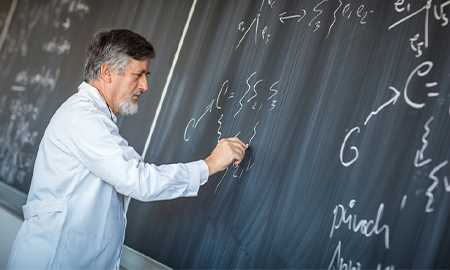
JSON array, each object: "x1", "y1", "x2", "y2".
[
  {"x1": 4, "y1": 0, "x2": 90, "y2": 93},
  {"x1": 339, "y1": 60, "x2": 449, "y2": 213},
  {"x1": 184, "y1": 72, "x2": 281, "y2": 142},
  {"x1": 0, "y1": 98, "x2": 39, "y2": 186},
  {"x1": 0, "y1": 0, "x2": 90, "y2": 187},
  {"x1": 184, "y1": 72, "x2": 282, "y2": 192},
  {"x1": 415, "y1": 117, "x2": 449, "y2": 213},
  {"x1": 236, "y1": 0, "x2": 374, "y2": 49},
  {"x1": 11, "y1": 68, "x2": 60, "y2": 92},
  {"x1": 42, "y1": 37, "x2": 71, "y2": 55},
  {"x1": 388, "y1": 0, "x2": 450, "y2": 57},
  {"x1": 340, "y1": 61, "x2": 441, "y2": 168}
]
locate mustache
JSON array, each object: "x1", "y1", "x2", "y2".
[{"x1": 133, "y1": 91, "x2": 144, "y2": 97}]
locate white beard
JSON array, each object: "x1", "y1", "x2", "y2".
[{"x1": 118, "y1": 99, "x2": 138, "y2": 116}]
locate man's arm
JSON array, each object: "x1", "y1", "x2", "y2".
[{"x1": 68, "y1": 113, "x2": 246, "y2": 201}]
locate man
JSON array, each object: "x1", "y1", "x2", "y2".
[{"x1": 7, "y1": 29, "x2": 247, "y2": 269}]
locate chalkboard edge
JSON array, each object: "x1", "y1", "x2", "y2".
[{"x1": 0, "y1": 181, "x2": 26, "y2": 219}]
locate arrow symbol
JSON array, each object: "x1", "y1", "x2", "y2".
[{"x1": 364, "y1": 86, "x2": 400, "y2": 126}]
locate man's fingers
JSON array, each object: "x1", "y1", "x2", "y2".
[
  {"x1": 221, "y1": 138, "x2": 245, "y2": 154},
  {"x1": 207, "y1": 137, "x2": 250, "y2": 176},
  {"x1": 225, "y1": 137, "x2": 246, "y2": 147},
  {"x1": 231, "y1": 146, "x2": 245, "y2": 166},
  {"x1": 224, "y1": 137, "x2": 249, "y2": 151},
  {"x1": 230, "y1": 137, "x2": 248, "y2": 149},
  {"x1": 218, "y1": 137, "x2": 248, "y2": 168},
  {"x1": 231, "y1": 144, "x2": 246, "y2": 159},
  {"x1": 228, "y1": 144, "x2": 244, "y2": 166},
  {"x1": 233, "y1": 156, "x2": 243, "y2": 166},
  {"x1": 230, "y1": 140, "x2": 247, "y2": 153}
]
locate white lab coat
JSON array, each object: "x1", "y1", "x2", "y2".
[{"x1": 7, "y1": 82, "x2": 209, "y2": 270}]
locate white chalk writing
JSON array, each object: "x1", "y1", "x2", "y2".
[{"x1": 330, "y1": 200, "x2": 390, "y2": 249}]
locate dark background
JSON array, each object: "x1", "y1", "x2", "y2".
[{"x1": 1, "y1": 0, "x2": 450, "y2": 268}]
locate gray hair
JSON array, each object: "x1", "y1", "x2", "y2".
[{"x1": 84, "y1": 29, "x2": 155, "y2": 82}]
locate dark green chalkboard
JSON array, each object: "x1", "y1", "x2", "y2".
[
  {"x1": 1, "y1": 0, "x2": 450, "y2": 269},
  {"x1": 125, "y1": 0, "x2": 450, "y2": 268}
]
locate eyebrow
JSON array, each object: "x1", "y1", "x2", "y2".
[{"x1": 133, "y1": 70, "x2": 150, "y2": 76}]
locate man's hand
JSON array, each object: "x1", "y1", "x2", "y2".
[{"x1": 204, "y1": 137, "x2": 248, "y2": 176}]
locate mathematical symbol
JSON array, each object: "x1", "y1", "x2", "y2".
[
  {"x1": 268, "y1": 0, "x2": 277, "y2": 9},
  {"x1": 434, "y1": 1, "x2": 450, "y2": 27},
  {"x1": 232, "y1": 166, "x2": 244, "y2": 178},
  {"x1": 262, "y1": 26, "x2": 271, "y2": 44},
  {"x1": 279, "y1": 11, "x2": 307, "y2": 23},
  {"x1": 425, "y1": 82, "x2": 439, "y2": 97},
  {"x1": 400, "y1": 195, "x2": 407, "y2": 209},
  {"x1": 270, "y1": 100, "x2": 277, "y2": 110},
  {"x1": 62, "y1": 18, "x2": 71, "y2": 30},
  {"x1": 260, "y1": 0, "x2": 277, "y2": 11},
  {"x1": 409, "y1": 34, "x2": 424, "y2": 57},
  {"x1": 11, "y1": 85, "x2": 25, "y2": 92},
  {"x1": 394, "y1": 0, "x2": 411, "y2": 13},
  {"x1": 425, "y1": 82, "x2": 438, "y2": 88},
  {"x1": 238, "y1": 21, "x2": 246, "y2": 32},
  {"x1": 236, "y1": 17, "x2": 256, "y2": 49}
]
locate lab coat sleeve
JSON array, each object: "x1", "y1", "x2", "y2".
[{"x1": 67, "y1": 113, "x2": 209, "y2": 202}]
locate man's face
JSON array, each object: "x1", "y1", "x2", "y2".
[{"x1": 110, "y1": 58, "x2": 150, "y2": 115}]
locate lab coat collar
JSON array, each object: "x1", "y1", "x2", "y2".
[{"x1": 78, "y1": 81, "x2": 118, "y2": 123}]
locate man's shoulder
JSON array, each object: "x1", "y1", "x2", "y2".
[
  {"x1": 38, "y1": 89, "x2": 119, "y2": 158},
  {"x1": 48, "y1": 92, "x2": 113, "y2": 136}
]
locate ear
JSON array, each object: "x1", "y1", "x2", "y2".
[{"x1": 99, "y1": 64, "x2": 112, "y2": 83}]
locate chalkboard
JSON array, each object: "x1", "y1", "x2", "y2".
[
  {"x1": 1, "y1": 0, "x2": 450, "y2": 269},
  {"x1": 124, "y1": 0, "x2": 450, "y2": 269}
]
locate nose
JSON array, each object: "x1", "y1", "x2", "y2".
[{"x1": 139, "y1": 74, "x2": 149, "y2": 92}]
